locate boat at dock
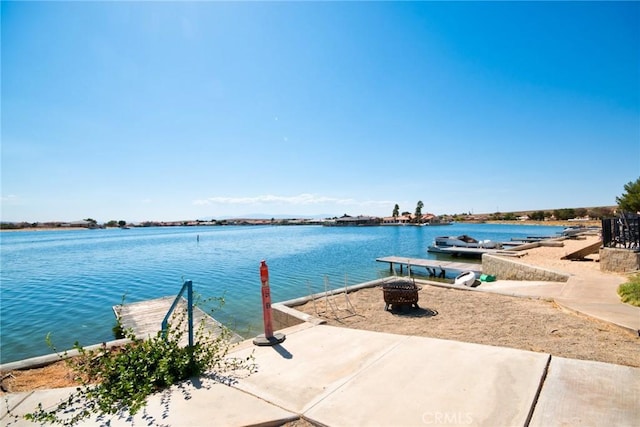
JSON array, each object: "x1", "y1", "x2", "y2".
[
  {"x1": 427, "y1": 235, "x2": 503, "y2": 254},
  {"x1": 562, "y1": 225, "x2": 600, "y2": 237}
]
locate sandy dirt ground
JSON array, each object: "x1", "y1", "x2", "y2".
[
  {"x1": 293, "y1": 234, "x2": 639, "y2": 369},
  {"x1": 2, "y1": 234, "x2": 638, "y2": 396},
  {"x1": 295, "y1": 283, "x2": 639, "y2": 367}
]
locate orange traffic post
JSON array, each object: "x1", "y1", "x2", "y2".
[{"x1": 253, "y1": 260, "x2": 286, "y2": 346}]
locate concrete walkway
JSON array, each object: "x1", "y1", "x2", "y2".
[
  {"x1": 3, "y1": 322, "x2": 639, "y2": 427},
  {"x1": 479, "y1": 264, "x2": 640, "y2": 335}
]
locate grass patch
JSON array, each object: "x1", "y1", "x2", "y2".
[{"x1": 618, "y1": 273, "x2": 640, "y2": 307}]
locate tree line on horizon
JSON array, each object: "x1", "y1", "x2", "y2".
[
  {"x1": 390, "y1": 177, "x2": 640, "y2": 223},
  {"x1": 2, "y1": 178, "x2": 639, "y2": 230}
]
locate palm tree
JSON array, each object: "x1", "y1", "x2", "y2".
[{"x1": 414, "y1": 201, "x2": 424, "y2": 223}]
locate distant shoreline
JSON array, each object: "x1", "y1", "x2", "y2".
[
  {"x1": 0, "y1": 226, "x2": 104, "y2": 232},
  {"x1": 476, "y1": 220, "x2": 601, "y2": 228},
  {"x1": 0, "y1": 220, "x2": 601, "y2": 232}
]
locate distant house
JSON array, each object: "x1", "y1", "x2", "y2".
[
  {"x1": 382, "y1": 215, "x2": 412, "y2": 225},
  {"x1": 64, "y1": 220, "x2": 99, "y2": 229},
  {"x1": 383, "y1": 213, "x2": 441, "y2": 225},
  {"x1": 568, "y1": 216, "x2": 592, "y2": 222},
  {"x1": 422, "y1": 213, "x2": 436, "y2": 223},
  {"x1": 327, "y1": 215, "x2": 381, "y2": 226}
]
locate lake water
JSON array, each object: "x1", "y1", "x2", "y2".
[{"x1": 0, "y1": 223, "x2": 564, "y2": 364}]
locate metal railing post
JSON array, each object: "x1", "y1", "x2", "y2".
[
  {"x1": 187, "y1": 280, "x2": 193, "y2": 348},
  {"x1": 161, "y1": 280, "x2": 194, "y2": 348}
]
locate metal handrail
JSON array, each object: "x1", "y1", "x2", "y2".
[{"x1": 161, "y1": 280, "x2": 194, "y2": 348}]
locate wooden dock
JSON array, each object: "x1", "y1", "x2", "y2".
[
  {"x1": 113, "y1": 296, "x2": 243, "y2": 345},
  {"x1": 376, "y1": 256, "x2": 482, "y2": 278}
]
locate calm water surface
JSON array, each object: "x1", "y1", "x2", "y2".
[{"x1": 0, "y1": 223, "x2": 563, "y2": 363}]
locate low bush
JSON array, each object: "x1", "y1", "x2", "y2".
[
  {"x1": 23, "y1": 297, "x2": 255, "y2": 425},
  {"x1": 618, "y1": 273, "x2": 640, "y2": 307}
]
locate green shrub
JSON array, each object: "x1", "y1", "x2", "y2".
[
  {"x1": 23, "y1": 298, "x2": 255, "y2": 425},
  {"x1": 618, "y1": 274, "x2": 640, "y2": 307}
]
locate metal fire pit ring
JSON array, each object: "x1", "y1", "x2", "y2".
[{"x1": 382, "y1": 279, "x2": 420, "y2": 311}]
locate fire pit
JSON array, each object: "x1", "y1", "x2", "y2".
[{"x1": 382, "y1": 279, "x2": 419, "y2": 311}]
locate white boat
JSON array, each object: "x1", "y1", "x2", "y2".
[
  {"x1": 427, "y1": 235, "x2": 503, "y2": 253},
  {"x1": 454, "y1": 271, "x2": 477, "y2": 287},
  {"x1": 562, "y1": 226, "x2": 600, "y2": 237}
]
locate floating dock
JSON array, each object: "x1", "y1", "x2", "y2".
[
  {"x1": 113, "y1": 296, "x2": 243, "y2": 345},
  {"x1": 430, "y1": 247, "x2": 526, "y2": 257},
  {"x1": 510, "y1": 236, "x2": 556, "y2": 243},
  {"x1": 375, "y1": 256, "x2": 482, "y2": 278}
]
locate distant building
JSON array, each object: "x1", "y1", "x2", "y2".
[
  {"x1": 382, "y1": 213, "x2": 443, "y2": 225},
  {"x1": 64, "y1": 220, "x2": 99, "y2": 229},
  {"x1": 326, "y1": 215, "x2": 381, "y2": 226},
  {"x1": 382, "y1": 215, "x2": 412, "y2": 225}
]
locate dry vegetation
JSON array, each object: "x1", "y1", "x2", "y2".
[{"x1": 1, "y1": 360, "x2": 79, "y2": 393}]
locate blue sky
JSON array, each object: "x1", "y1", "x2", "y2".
[{"x1": 2, "y1": 1, "x2": 639, "y2": 222}]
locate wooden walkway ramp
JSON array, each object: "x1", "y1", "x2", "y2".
[
  {"x1": 376, "y1": 256, "x2": 482, "y2": 278},
  {"x1": 113, "y1": 296, "x2": 243, "y2": 345},
  {"x1": 561, "y1": 240, "x2": 602, "y2": 260}
]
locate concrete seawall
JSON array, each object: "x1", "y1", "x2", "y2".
[
  {"x1": 0, "y1": 338, "x2": 132, "y2": 372},
  {"x1": 482, "y1": 253, "x2": 571, "y2": 282}
]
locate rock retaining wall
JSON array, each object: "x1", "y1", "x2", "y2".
[
  {"x1": 482, "y1": 254, "x2": 570, "y2": 282},
  {"x1": 599, "y1": 248, "x2": 640, "y2": 273}
]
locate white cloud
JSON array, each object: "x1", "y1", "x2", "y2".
[{"x1": 1, "y1": 194, "x2": 20, "y2": 204}]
